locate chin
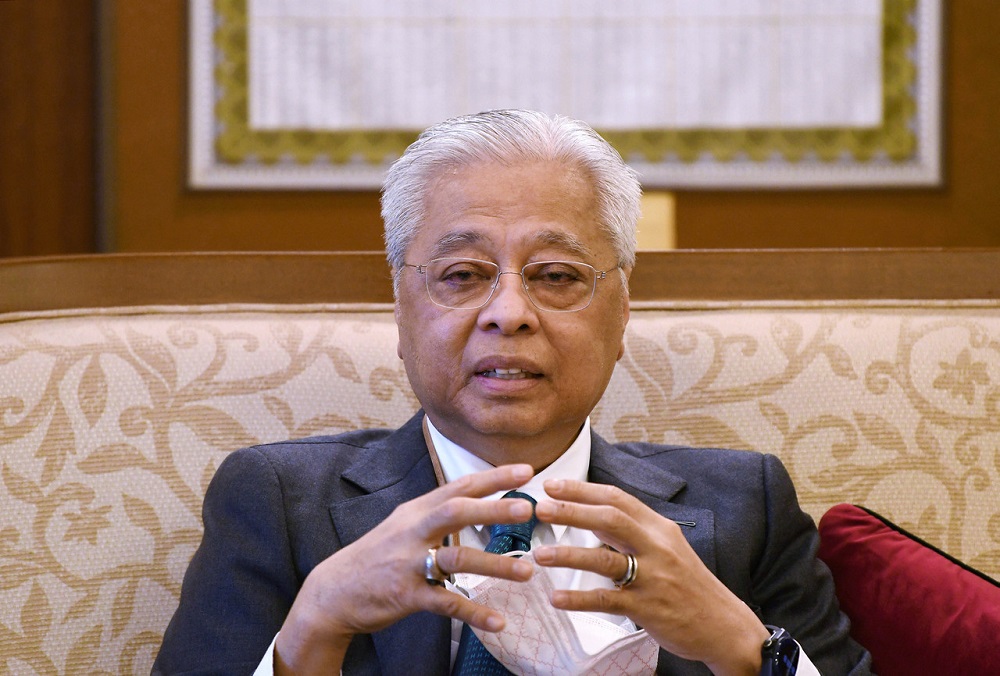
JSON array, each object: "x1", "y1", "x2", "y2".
[
  {"x1": 455, "y1": 410, "x2": 542, "y2": 438},
  {"x1": 476, "y1": 410, "x2": 576, "y2": 440}
]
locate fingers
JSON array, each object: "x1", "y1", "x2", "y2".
[
  {"x1": 549, "y1": 587, "x2": 628, "y2": 615},
  {"x1": 531, "y1": 545, "x2": 641, "y2": 622},
  {"x1": 290, "y1": 463, "x2": 539, "y2": 646},
  {"x1": 533, "y1": 544, "x2": 629, "y2": 581},
  {"x1": 541, "y1": 478, "x2": 639, "y2": 510},
  {"x1": 432, "y1": 545, "x2": 534, "y2": 583},
  {"x1": 534, "y1": 495, "x2": 635, "y2": 548},
  {"x1": 536, "y1": 480, "x2": 677, "y2": 552},
  {"x1": 437, "y1": 463, "x2": 534, "y2": 500},
  {"x1": 420, "y1": 546, "x2": 534, "y2": 633},
  {"x1": 415, "y1": 464, "x2": 535, "y2": 540},
  {"x1": 531, "y1": 547, "x2": 636, "y2": 613},
  {"x1": 425, "y1": 494, "x2": 534, "y2": 534},
  {"x1": 422, "y1": 585, "x2": 507, "y2": 632}
]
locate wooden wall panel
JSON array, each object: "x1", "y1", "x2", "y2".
[
  {"x1": 106, "y1": 1, "x2": 999, "y2": 253},
  {"x1": 0, "y1": 1, "x2": 97, "y2": 257}
]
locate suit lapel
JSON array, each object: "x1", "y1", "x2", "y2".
[
  {"x1": 329, "y1": 414, "x2": 437, "y2": 544},
  {"x1": 327, "y1": 412, "x2": 451, "y2": 675},
  {"x1": 589, "y1": 433, "x2": 718, "y2": 575}
]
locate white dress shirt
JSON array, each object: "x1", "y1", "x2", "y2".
[
  {"x1": 253, "y1": 417, "x2": 819, "y2": 675},
  {"x1": 427, "y1": 416, "x2": 638, "y2": 661}
]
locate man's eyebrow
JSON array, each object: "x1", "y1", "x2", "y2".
[
  {"x1": 427, "y1": 228, "x2": 595, "y2": 260},
  {"x1": 532, "y1": 230, "x2": 594, "y2": 260},
  {"x1": 429, "y1": 231, "x2": 487, "y2": 258}
]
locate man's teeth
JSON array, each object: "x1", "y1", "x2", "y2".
[{"x1": 484, "y1": 368, "x2": 531, "y2": 379}]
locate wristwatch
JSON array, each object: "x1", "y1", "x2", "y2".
[{"x1": 760, "y1": 626, "x2": 799, "y2": 676}]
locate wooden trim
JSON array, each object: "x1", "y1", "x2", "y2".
[
  {"x1": 2, "y1": 250, "x2": 999, "y2": 314},
  {"x1": 628, "y1": 249, "x2": 1000, "y2": 302},
  {"x1": 0, "y1": 252, "x2": 395, "y2": 312}
]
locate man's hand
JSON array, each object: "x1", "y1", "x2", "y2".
[
  {"x1": 274, "y1": 463, "x2": 536, "y2": 674},
  {"x1": 533, "y1": 479, "x2": 770, "y2": 676}
]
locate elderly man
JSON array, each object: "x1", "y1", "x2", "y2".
[{"x1": 154, "y1": 110, "x2": 871, "y2": 675}]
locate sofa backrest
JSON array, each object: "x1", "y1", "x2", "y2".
[{"x1": 2, "y1": 251, "x2": 998, "y2": 674}]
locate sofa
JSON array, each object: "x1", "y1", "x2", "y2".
[{"x1": 2, "y1": 250, "x2": 998, "y2": 674}]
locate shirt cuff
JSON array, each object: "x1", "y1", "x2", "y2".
[
  {"x1": 793, "y1": 643, "x2": 821, "y2": 676},
  {"x1": 252, "y1": 634, "x2": 278, "y2": 676}
]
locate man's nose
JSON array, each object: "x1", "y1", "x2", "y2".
[
  {"x1": 492, "y1": 271, "x2": 532, "y2": 302},
  {"x1": 477, "y1": 271, "x2": 538, "y2": 330}
]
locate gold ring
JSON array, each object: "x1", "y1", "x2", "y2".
[
  {"x1": 613, "y1": 553, "x2": 638, "y2": 589},
  {"x1": 425, "y1": 546, "x2": 447, "y2": 586}
]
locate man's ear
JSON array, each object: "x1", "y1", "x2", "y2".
[
  {"x1": 391, "y1": 266, "x2": 406, "y2": 360},
  {"x1": 394, "y1": 304, "x2": 404, "y2": 360},
  {"x1": 617, "y1": 267, "x2": 631, "y2": 361},
  {"x1": 617, "y1": 305, "x2": 629, "y2": 361}
]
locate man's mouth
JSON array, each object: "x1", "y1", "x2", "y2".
[{"x1": 479, "y1": 368, "x2": 540, "y2": 380}]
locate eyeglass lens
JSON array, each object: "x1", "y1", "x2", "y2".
[{"x1": 423, "y1": 258, "x2": 598, "y2": 311}]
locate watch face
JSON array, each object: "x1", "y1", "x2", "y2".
[{"x1": 764, "y1": 637, "x2": 800, "y2": 676}]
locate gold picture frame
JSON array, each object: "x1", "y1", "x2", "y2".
[{"x1": 189, "y1": 0, "x2": 941, "y2": 189}]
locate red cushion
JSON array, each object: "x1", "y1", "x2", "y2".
[{"x1": 818, "y1": 503, "x2": 1000, "y2": 676}]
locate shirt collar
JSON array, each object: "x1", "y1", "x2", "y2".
[{"x1": 425, "y1": 416, "x2": 591, "y2": 541}]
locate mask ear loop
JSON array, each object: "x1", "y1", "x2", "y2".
[{"x1": 422, "y1": 415, "x2": 462, "y2": 549}]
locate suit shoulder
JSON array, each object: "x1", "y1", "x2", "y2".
[
  {"x1": 610, "y1": 441, "x2": 793, "y2": 494},
  {"x1": 254, "y1": 427, "x2": 396, "y2": 455},
  {"x1": 217, "y1": 427, "x2": 396, "y2": 477},
  {"x1": 614, "y1": 441, "x2": 770, "y2": 467}
]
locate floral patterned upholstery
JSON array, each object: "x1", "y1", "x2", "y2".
[{"x1": 2, "y1": 301, "x2": 998, "y2": 673}]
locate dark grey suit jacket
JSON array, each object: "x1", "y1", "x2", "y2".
[{"x1": 153, "y1": 412, "x2": 871, "y2": 675}]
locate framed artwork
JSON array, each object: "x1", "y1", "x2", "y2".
[{"x1": 189, "y1": 0, "x2": 941, "y2": 189}]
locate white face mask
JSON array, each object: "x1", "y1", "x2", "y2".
[{"x1": 460, "y1": 552, "x2": 659, "y2": 675}]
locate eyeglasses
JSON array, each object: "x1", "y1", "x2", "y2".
[{"x1": 403, "y1": 257, "x2": 619, "y2": 312}]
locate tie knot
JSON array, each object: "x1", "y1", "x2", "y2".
[{"x1": 485, "y1": 491, "x2": 538, "y2": 554}]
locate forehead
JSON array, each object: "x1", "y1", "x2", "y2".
[{"x1": 412, "y1": 160, "x2": 609, "y2": 261}]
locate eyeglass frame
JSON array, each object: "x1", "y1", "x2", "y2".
[{"x1": 402, "y1": 257, "x2": 621, "y2": 312}]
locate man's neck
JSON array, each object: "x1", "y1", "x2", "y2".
[
  {"x1": 429, "y1": 425, "x2": 582, "y2": 471},
  {"x1": 426, "y1": 417, "x2": 590, "y2": 481}
]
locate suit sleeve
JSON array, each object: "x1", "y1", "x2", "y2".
[
  {"x1": 752, "y1": 454, "x2": 872, "y2": 676},
  {"x1": 153, "y1": 447, "x2": 300, "y2": 675}
]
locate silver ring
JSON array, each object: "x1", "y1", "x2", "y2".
[
  {"x1": 425, "y1": 546, "x2": 447, "y2": 587},
  {"x1": 613, "y1": 553, "x2": 638, "y2": 589}
]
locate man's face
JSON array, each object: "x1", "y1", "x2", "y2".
[{"x1": 394, "y1": 160, "x2": 630, "y2": 468}]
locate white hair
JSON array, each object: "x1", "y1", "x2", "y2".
[{"x1": 381, "y1": 110, "x2": 641, "y2": 273}]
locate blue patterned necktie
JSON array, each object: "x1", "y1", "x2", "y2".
[{"x1": 452, "y1": 490, "x2": 538, "y2": 675}]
